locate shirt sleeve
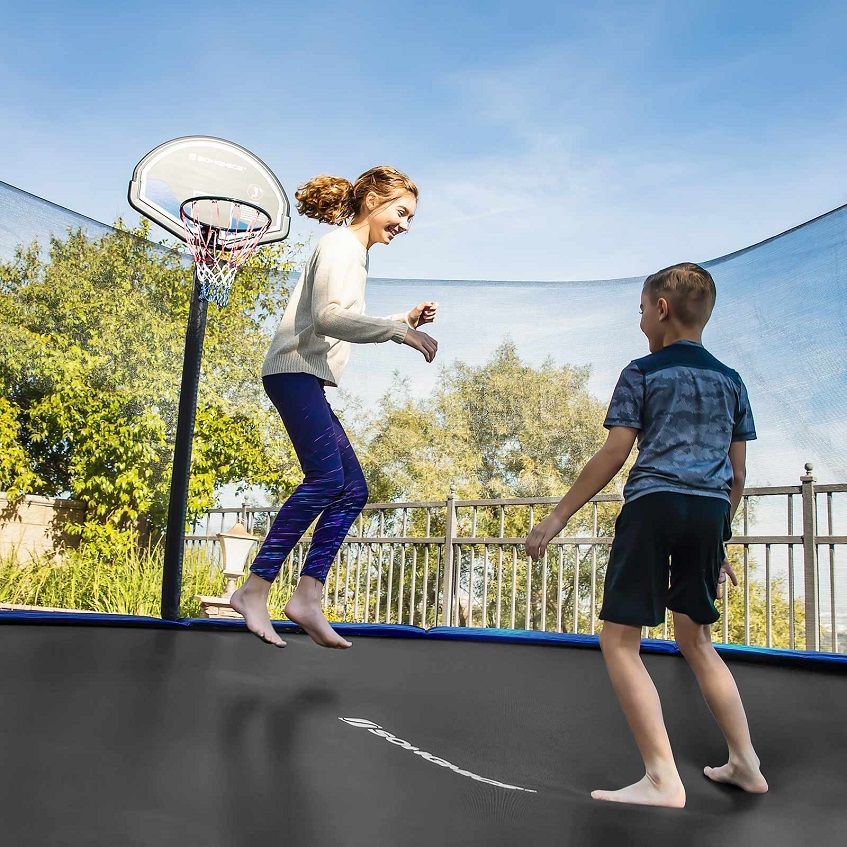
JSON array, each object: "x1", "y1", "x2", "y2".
[
  {"x1": 383, "y1": 310, "x2": 413, "y2": 327},
  {"x1": 311, "y1": 240, "x2": 408, "y2": 344},
  {"x1": 732, "y1": 378, "x2": 757, "y2": 441},
  {"x1": 604, "y1": 363, "x2": 644, "y2": 430}
]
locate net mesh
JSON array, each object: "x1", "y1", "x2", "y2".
[
  {"x1": 1, "y1": 178, "x2": 844, "y2": 485},
  {"x1": 344, "y1": 204, "x2": 847, "y2": 486},
  {"x1": 180, "y1": 197, "x2": 271, "y2": 307},
  {"x1": 0, "y1": 180, "x2": 286, "y2": 610},
  {"x1": 0, "y1": 179, "x2": 844, "y2": 638}
]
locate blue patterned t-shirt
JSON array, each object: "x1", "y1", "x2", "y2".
[{"x1": 604, "y1": 341, "x2": 756, "y2": 503}]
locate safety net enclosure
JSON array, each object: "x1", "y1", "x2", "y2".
[
  {"x1": 346, "y1": 201, "x2": 847, "y2": 485},
  {"x1": 1, "y1": 179, "x2": 845, "y2": 643},
  {"x1": 3, "y1": 180, "x2": 846, "y2": 485}
]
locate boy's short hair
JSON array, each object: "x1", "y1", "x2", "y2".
[{"x1": 643, "y1": 262, "x2": 716, "y2": 328}]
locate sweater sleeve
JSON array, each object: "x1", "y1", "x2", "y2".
[
  {"x1": 311, "y1": 240, "x2": 408, "y2": 344},
  {"x1": 384, "y1": 311, "x2": 413, "y2": 327}
]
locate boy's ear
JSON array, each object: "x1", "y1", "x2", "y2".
[{"x1": 657, "y1": 297, "x2": 670, "y2": 321}]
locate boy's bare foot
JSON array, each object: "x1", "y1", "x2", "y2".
[
  {"x1": 284, "y1": 575, "x2": 352, "y2": 649},
  {"x1": 591, "y1": 773, "x2": 686, "y2": 808},
  {"x1": 704, "y1": 758, "x2": 768, "y2": 793},
  {"x1": 230, "y1": 575, "x2": 286, "y2": 648}
]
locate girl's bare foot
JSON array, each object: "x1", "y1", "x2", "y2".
[
  {"x1": 284, "y1": 575, "x2": 352, "y2": 649},
  {"x1": 704, "y1": 757, "x2": 768, "y2": 793},
  {"x1": 230, "y1": 574, "x2": 286, "y2": 648},
  {"x1": 591, "y1": 773, "x2": 686, "y2": 808}
]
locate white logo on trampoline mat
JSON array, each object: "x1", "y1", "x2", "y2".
[{"x1": 339, "y1": 718, "x2": 536, "y2": 793}]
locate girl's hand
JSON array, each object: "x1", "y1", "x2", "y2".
[
  {"x1": 402, "y1": 328, "x2": 438, "y2": 363},
  {"x1": 525, "y1": 513, "x2": 567, "y2": 561},
  {"x1": 408, "y1": 301, "x2": 438, "y2": 328}
]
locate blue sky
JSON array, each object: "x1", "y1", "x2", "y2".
[{"x1": 2, "y1": 1, "x2": 847, "y2": 281}]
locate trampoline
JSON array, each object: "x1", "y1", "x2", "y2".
[
  {"x1": 1, "y1": 612, "x2": 845, "y2": 847},
  {"x1": 2, "y1": 121, "x2": 847, "y2": 847}
]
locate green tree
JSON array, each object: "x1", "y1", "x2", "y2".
[
  {"x1": 718, "y1": 553, "x2": 806, "y2": 650},
  {"x1": 0, "y1": 221, "x2": 302, "y2": 553},
  {"x1": 0, "y1": 396, "x2": 40, "y2": 498},
  {"x1": 341, "y1": 341, "x2": 626, "y2": 628},
  {"x1": 641, "y1": 546, "x2": 806, "y2": 650},
  {"x1": 355, "y1": 339, "x2": 619, "y2": 502}
]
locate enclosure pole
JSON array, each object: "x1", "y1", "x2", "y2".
[
  {"x1": 161, "y1": 271, "x2": 208, "y2": 620},
  {"x1": 441, "y1": 488, "x2": 457, "y2": 626},
  {"x1": 800, "y1": 463, "x2": 819, "y2": 651}
]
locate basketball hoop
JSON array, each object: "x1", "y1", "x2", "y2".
[
  {"x1": 179, "y1": 196, "x2": 271, "y2": 307},
  {"x1": 129, "y1": 138, "x2": 290, "y2": 620}
]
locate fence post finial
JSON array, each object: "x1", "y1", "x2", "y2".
[
  {"x1": 442, "y1": 486, "x2": 458, "y2": 626},
  {"x1": 800, "y1": 463, "x2": 819, "y2": 650}
]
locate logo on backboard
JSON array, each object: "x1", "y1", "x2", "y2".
[
  {"x1": 247, "y1": 184, "x2": 264, "y2": 201},
  {"x1": 338, "y1": 718, "x2": 537, "y2": 792},
  {"x1": 187, "y1": 152, "x2": 247, "y2": 172}
]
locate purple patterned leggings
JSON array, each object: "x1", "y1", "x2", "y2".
[{"x1": 250, "y1": 373, "x2": 368, "y2": 584}]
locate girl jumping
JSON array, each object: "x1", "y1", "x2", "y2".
[{"x1": 231, "y1": 166, "x2": 438, "y2": 649}]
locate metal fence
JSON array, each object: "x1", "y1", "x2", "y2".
[{"x1": 188, "y1": 464, "x2": 847, "y2": 652}]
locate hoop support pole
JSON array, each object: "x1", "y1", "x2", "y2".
[{"x1": 162, "y1": 269, "x2": 209, "y2": 620}]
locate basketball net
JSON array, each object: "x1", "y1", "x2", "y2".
[{"x1": 180, "y1": 197, "x2": 271, "y2": 307}]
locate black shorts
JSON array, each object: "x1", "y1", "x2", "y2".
[{"x1": 599, "y1": 492, "x2": 731, "y2": 628}]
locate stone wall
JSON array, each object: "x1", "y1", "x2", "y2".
[{"x1": 0, "y1": 493, "x2": 86, "y2": 562}]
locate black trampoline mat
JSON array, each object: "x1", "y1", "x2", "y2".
[{"x1": 1, "y1": 623, "x2": 844, "y2": 847}]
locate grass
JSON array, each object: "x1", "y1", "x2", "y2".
[
  {"x1": 0, "y1": 544, "x2": 297, "y2": 619},
  {"x1": 1, "y1": 545, "x2": 806, "y2": 644}
]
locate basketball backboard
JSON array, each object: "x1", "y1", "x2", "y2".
[{"x1": 128, "y1": 136, "x2": 290, "y2": 245}]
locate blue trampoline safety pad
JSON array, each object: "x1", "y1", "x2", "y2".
[{"x1": 2, "y1": 609, "x2": 845, "y2": 668}]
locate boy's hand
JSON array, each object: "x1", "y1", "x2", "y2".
[
  {"x1": 719, "y1": 556, "x2": 738, "y2": 586},
  {"x1": 408, "y1": 301, "x2": 438, "y2": 328},
  {"x1": 525, "y1": 513, "x2": 567, "y2": 561}
]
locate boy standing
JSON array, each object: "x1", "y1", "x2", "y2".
[{"x1": 525, "y1": 263, "x2": 768, "y2": 807}]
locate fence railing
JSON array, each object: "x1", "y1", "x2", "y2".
[{"x1": 188, "y1": 464, "x2": 847, "y2": 652}]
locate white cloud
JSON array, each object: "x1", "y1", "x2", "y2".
[{"x1": 340, "y1": 25, "x2": 847, "y2": 283}]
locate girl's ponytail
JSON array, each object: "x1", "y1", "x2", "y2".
[{"x1": 295, "y1": 175, "x2": 356, "y2": 224}]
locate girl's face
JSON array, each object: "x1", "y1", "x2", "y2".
[{"x1": 365, "y1": 192, "x2": 417, "y2": 247}]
